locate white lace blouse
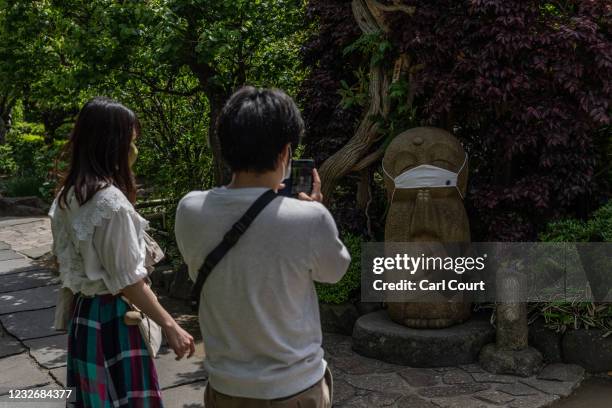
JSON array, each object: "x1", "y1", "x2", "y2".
[{"x1": 49, "y1": 185, "x2": 149, "y2": 296}]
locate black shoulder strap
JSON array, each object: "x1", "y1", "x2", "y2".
[{"x1": 190, "y1": 189, "x2": 277, "y2": 310}]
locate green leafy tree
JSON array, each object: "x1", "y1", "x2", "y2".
[
  {"x1": 0, "y1": 0, "x2": 20, "y2": 143},
  {"x1": 0, "y1": 1, "x2": 89, "y2": 143},
  {"x1": 51, "y1": 0, "x2": 306, "y2": 183},
  {"x1": 156, "y1": 0, "x2": 306, "y2": 183}
]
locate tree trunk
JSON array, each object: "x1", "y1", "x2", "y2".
[
  {"x1": 318, "y1": 0, "x2": 393, "y2": 204},
  {"x1": 207, "y1": 94, "x2": 232, "y2": 186},
  {"x1": 43, "y1": 125, "x2": 58, "y2": 145},
  {"x1": 356, "y1": 169, "x2": 371, "y2": 211},
  {"x1": 185, "y1": 41, "x2": 231, "y2": 186},
  {"x1": 40, "y1": 108, "x2": 76, "y2": 145},
  {"x1": 0, "y1": 116, "x2": 8, "y2": 145},
  {"x1": 0, "y1": 98, "x2": 14, "y2": 145}
]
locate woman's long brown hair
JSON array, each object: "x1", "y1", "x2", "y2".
[{"x1": 58, "y1": 97, "x2": 138, "y2": 208}]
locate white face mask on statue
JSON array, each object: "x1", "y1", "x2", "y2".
[{"x1": 383, "y1": 153, "x2": 468, "y2": 200}]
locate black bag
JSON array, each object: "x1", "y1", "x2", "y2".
[{"x1": 189, "y1": 189, "x2": 278, "y2": 311}]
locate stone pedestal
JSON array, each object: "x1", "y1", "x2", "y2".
[
  {"x1": 479, "y1": 344, "x2": 543, "y2": 377},
  {"x1": 352, "y1": 310, "x2": 494, "y2": 367},
  {"x1": 479, "y1": 268, "x2": 544, "y2": 377}
]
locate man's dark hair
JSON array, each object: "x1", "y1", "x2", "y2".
[{"x1": 217, "y1": 87, "x2": 304, "y2": 173}]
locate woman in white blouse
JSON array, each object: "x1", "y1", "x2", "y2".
[{"x1": 49, "y1": 97, "x2": 195, "y2": 407}]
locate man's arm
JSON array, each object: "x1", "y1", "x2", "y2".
[
  {"x1": 298, "y1": 169, "x2": 351, "y2": 283},
  {"x1": 310, "y1": 205, "x2": 351, "y2": 283}
]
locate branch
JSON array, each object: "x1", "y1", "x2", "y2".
[
  {"x1": 183, "y1": 14, "x2": 223, "y2": 96},
  {"x1": 351, "y1": 144, "x2": 386, "y2": 172},
  {"x1": 368, "y1": 0, "x2": 415, "y2": 15},
  {"x1": 365, "y1": 0, "x2": 415, "y2": 32},
  {"x1": 122, "y1": 69, "x2": 201, "y2": 96}
]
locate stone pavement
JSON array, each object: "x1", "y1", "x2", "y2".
[
  {"x1": 324, "y1": 334, "x2": 584, "y2": 408},
  {"x1": 0, "y1": 216, "x2": 588, "y2": 408},
  {"x1": 0, "y1": 217, "x2": 53, "y2": 258}
]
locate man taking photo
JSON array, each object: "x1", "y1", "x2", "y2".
[{"x1": 175, "y1": 86, "x2": 351, "y2": 407}]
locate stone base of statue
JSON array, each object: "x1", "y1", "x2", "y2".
[
  {"x1": 352, "y1": 310, "x2": 494, "y2": 367},
  {"x1": 479, "y1": 344, "x2": 543, "y2": 377}
]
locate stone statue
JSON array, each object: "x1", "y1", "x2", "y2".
[
  {"x1": 479, "y1": 260, "x2": 543, "y2": 376},
  {"x1": 382, "y1": 127, "x2": 471, "y2": 328}
]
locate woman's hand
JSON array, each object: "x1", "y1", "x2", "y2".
[
  {"x1": 298, "y1": 168, "x2": 323, "y2": 203},
  {"x1": 164, "y1": 322, "x2": 196, "y2": 360},
  {"x1": 122, "y1": 279, "x2": 196, "y2": 360}
]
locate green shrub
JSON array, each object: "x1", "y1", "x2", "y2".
[
  {"x1": 2, "y1": 176, "x2": 45, "y2": 197},
  {"x1": 131, "y1": 92, "x2": 213, "y2": 203},
  {"x1": 529, "y1": 301, "x2": 612, "y2": 336},
  {"x1": 10, "y1": 121, "x2": 45, "y2": 136},
  {"x1": 534, "y1": 202, "x2": 612, "y2": 335},
  {"x1": 6, "y1": 132, "x2": 46, "y2": 177},
  {"x1": 3, "y1": 128, "x2": 67, "y2": 200},
  {"x1": 0, "y1": 144, "x2": 17, "y2": 175},
  {"x1": 540, "y1": 202, "x2": 612, "y2": 242},
  {"x1": 36, "y1": 140, "x2": 68, "y2": 200},
  {"x1": 316, "y1": 232, "x2": 362, "y2": 304}
]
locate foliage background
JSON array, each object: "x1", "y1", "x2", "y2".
[
  {"x1": 1, "y1": 0, "x2": 610, "y2": 307},
  {"x1": 301, "y1": 0, "x2": 611, "y2": 241},
  {"x1": 0, "y1": 0, "x2": 308, "y2": 201}
]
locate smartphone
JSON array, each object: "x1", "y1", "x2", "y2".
[
  {"x1": 291, "y1": 159, "x2": 315, "y2": 196},
  {"x1": 279, "y1": 159, "x2": 315, "y2": 197}
]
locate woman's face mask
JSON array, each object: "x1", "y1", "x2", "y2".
[
  {"x1": 383, "y1": 153, "x2": 468, "y2": 200},
  {"x1": 282, "y1": 146, "x2": 292, "y2": 181},
  {"x1": 128, "y1": 141, "x2": 139, "y2": 167}
]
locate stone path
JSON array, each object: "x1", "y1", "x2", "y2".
[
  {"x1": 0, "y1": 217, "x2": 53, "y2": 258},
  {"x1": 0, "y1": 216, "x2": 590, "y2": 408},
  {"x1": 0, "y1": 217, "x2": 207, "y2": 408}
]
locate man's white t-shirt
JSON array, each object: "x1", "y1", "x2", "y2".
[{"x1": 175, "y1": 187, "x2": 351, "y2": 399}]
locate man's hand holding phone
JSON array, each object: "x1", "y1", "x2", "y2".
[
  {"x1": 298, "y1": 168, "x2": 323, "y2": 203},
  {"x1": 279, "y1": 158, "x2": 323, "y2": 203}
]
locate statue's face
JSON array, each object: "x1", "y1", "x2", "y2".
[{"x1": 383, "y1": 127, "x2": 468, "y2": 200}]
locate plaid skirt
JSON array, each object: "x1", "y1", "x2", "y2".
[{"x1": 67, "y1": 294, "x2": 164, "y2": 408}]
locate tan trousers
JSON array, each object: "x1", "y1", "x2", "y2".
[{"x1": 204, "y1": 368, "x2": 333, "y2": 408}]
